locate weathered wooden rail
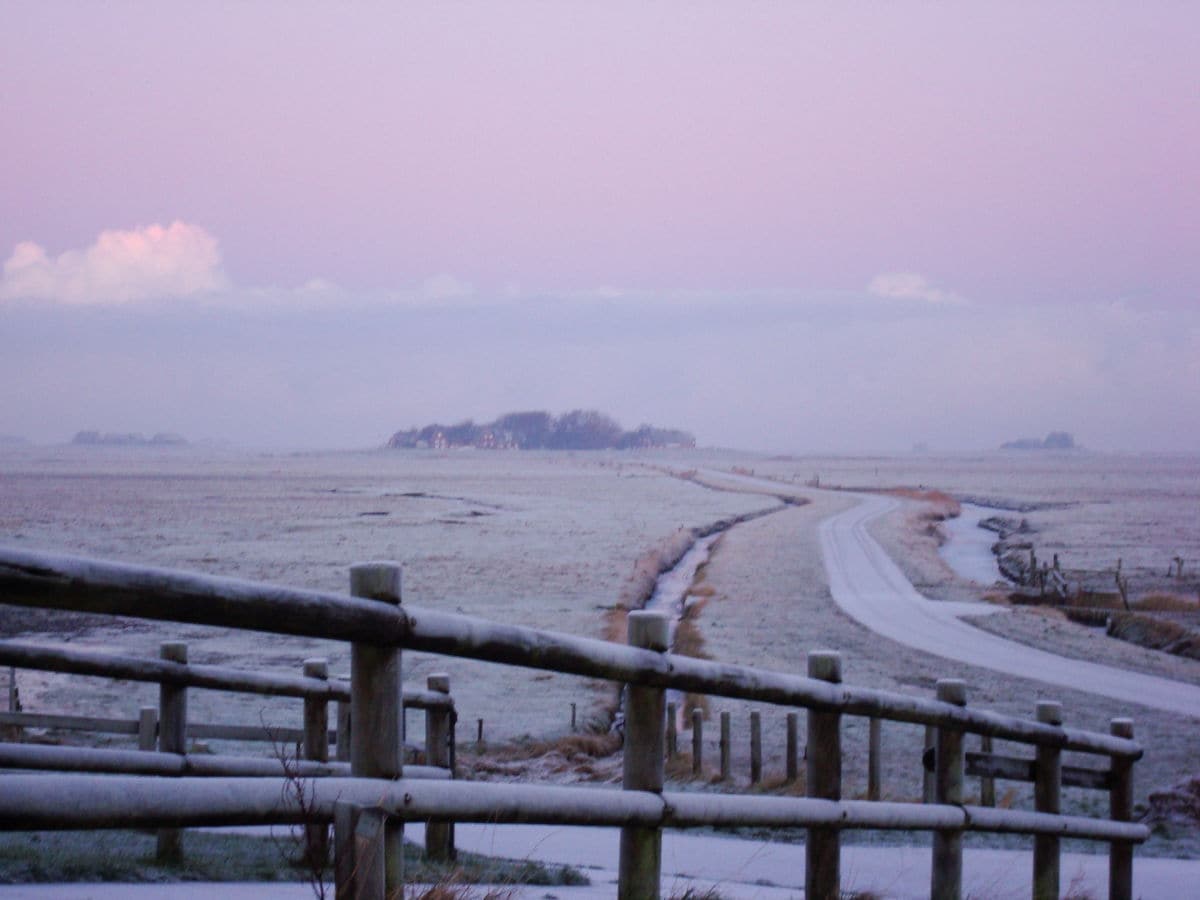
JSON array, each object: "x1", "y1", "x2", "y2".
[
  {"x1": 0, "y1": 638, "x2": 452, "y2": 751},
  {"x1": 0, "y1": 546, "x2": 1147, "y2": 899},
  {"x1": 0, "y1": 635, "x2": 457, "y2": 862}
]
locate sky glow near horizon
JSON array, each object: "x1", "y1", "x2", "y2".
[{"x1": 2, "y1": 3, "x2": 1198, "y2": 452}]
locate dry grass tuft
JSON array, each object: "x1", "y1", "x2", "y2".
[
  {"x1": 602, "y1": 604, "x2": 629, "y2": 645},
  {"x1": 882, "y1": 487, "x2": 962, "y2": 519},
  {"x1": 665, "y1": 751, "x2": 702, "y2": 781},
  {"x1": 674, "y1": 600, "x2": 710, "y2": 659},
  {"x1": 674, "y1": 596, "x2": 713, "y2": 723},
  {"x1": 668, "y1": 888, "x2": 728, "y2": 900},
  {"x1": 595, "y1": 527, "x2": 704, "y2": 726},
  {"x1": 1135, "y1": 592, "x2": 1199, "y2": 612},
  {"x1": 667, "y1": 888, "x2": 726, "y2": 900},
  {"x1": 485, "y1": 732, "x2": 621, "y2": 763},
  {"x1": 746, "y1": 773, "x2": 807, "y2": 796},
  {"x1": 462, "y1": 730, "x2": 622, "y2": 782},
  {"x1": 408, "y1": 877, "x2": 518, "y2": 900}
]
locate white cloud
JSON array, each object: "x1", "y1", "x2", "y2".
[
  {"x1": 0, "y1": 221, "x2": 227, "y2": 305},
  {"x1": 420, "y1": 273, "x2": 474, "y2": 301},
  {"x1": 867, "y1": 272, "x2": 965, "y2": 306}
]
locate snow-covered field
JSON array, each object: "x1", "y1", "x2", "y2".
[
  {"x1": 1, "y1": 445, "x2": 1198, "y2": 860},
  {"x1": 0, "y1": 446, "x2": 771, "y2": 745}
]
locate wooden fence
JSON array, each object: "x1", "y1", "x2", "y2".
[{"x1": 0, "y1": 546, "x2": 1148, "y2": 899}]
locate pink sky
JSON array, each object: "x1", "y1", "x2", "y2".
[
  {"x1": 2, "y1": 3, "x2": 1198, "y2": 450},
  {"x1": 4, "y1": 3, "x2": 1196, "y2": 302}
]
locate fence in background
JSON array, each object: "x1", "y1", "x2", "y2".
[{"x1": 0, "y1": 546, "x2": 1147, "y2": 899}]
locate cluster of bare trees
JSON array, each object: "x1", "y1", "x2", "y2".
[{"x1": 387, "y1": 409, "x2": 695, "y2": 451}]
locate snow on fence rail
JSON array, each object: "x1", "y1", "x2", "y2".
[
  {"x1": 0, "y1": 546, "x2": 1148, "y2": 900},
  {"x1": 0, "y1": 638, "x2": 451, "y2": 751}
]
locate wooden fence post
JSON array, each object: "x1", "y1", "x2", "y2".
[
  {"x1": 335, "y1": 801, "x2": 386, "y2": 900},
  {"x1": 137, "y1": 706, "x2": 157, "y2": 752},
  {"x1": 5, "y1": 667, "x2": 17, "y2": 742},
  {"x1": 336, "y1": 693, "x2": 351, "y2": 762},
  {"x1": 786, "y1": 711, "x2": 799, "y2": 783},
  {"x1": 749, "y1": 711, "x2": 762, "y2": 785},
  {"x1": 303, "y1": 658, "x2": 330, "y2": 761},
  {"x1": 931, "y1": 679, "x2": 966, "y2": 900},
  {"x1": 691, "y1": 708, "x2": 703, "y2": 776},
  {"x1": 666, "y1": 701, "x2": 677, "y2": 758},
  {"x1": 1033, "y1": 700, "x2": 1063, "y2": 900},
  {"x1": 302, "y1": 658, "x2": 330, "y2": 868},
  {"x1": 979, "y1": 733, "x2": 995, "y2": 807},
  {"x1": 157, "y1": 641, "x2": 187, "y2": 863},
  {"x1": 619, "y1": 610, "x2": 668, "y2": 900},
  {"x1": 923, "y1": 725, "x2": 936, "y2": 803},
  {"x1": 806, "y1": 650, "x2": 842, "y2": 900},
  {"x1": 424, "y1": 672, "x2": 454, "y2": 862},
  {"x1": 868, "y1": 717, "x2": 882, "y2": 801},
  {"x1": 342, "y1": 562, "x2": 404, "y2": 899},
  {"x1": 1109, "y1": 718, "x2": 1135, "y2": 900},
  {"x1": 720, "y1": 710, "x2": 731, "y2": 782}
]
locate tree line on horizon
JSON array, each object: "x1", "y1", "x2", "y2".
[{"x1": 387, "y1": 410, "x2": 696, "y2": 451}]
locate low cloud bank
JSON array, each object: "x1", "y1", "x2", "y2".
[
  {"x1": 0, "y1": 221, "x2": 227, "y2": 305},
  {"x1": 868, "y1": 272, "x2": 964, "y2": 306}
]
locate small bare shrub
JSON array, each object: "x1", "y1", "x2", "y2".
[
  {"x1": 408, "y1": 874, "x2": 518, "y2": 900},
  {"x1": 668, "y1": 888, "x2": 726, "y2": 900}
]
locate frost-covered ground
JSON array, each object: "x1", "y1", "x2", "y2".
[
  {"x1": 2, "y1": 445, "x2": 1198, "y2": 865},
  {"x1": 646, "y1": 456, "x2": 1200, "y2": 856},
  {"x1": 0, "y1": 446, "x2": 769, "y2": 745},
  {"x1": 742, "y1": 451, "x2": 1200, "y2": 596}
]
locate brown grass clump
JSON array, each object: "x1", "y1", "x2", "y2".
[
  {"x1": 882, "y1": 487, "x2": 962, "y2": 519},
  {"x1": 462, "y1": 730, "x2": 623, "y2": 782},
  {"x1": 407, "y1": 871, "x2": 519, "y2": 899},
  {"x1": 602, "y1": 604, "x2": 629, "y2": 645},
  {"x1": 485, "y1": 732, "x2": 621, "y2": 763},
  {"x1": 675, "y1": 594, "x2": 714, "y2": 723},
  {"x1": 667, "y1": 888, "x2": 726, "y2": 900},
  {"x1": 665, "y1": 751, "x2": 702, "y2": 782},
  {"x1": 596, "y1": 527, "x2": 701, "y2": 724},
  {"x1": 1134, "y1": 592, "x2": 1199, "y2": 612},
  {"x1": 746, "y1": 773, "x2": 807, "y2": 796},
  {"x1": 1107, "y1": 612, "x2": 1200, "y2": 660}
]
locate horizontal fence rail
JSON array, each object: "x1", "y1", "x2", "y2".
[
  {"x1": 0, "y1": 547, "x2": 1141, "y2": 757},
  {"x1": 0, "y1": 743, "x2": 450, "y2": 780},
  {"x1": 0, "y1": 640, "x2": 451, "y2": 709},
  {"x1": 0, "y1": 775, "x2": 1149, "y2": 843}
]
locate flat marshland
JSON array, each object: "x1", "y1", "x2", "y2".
[{"x1": 1, "y1": 446, "x2": 1198, "y2": 857}]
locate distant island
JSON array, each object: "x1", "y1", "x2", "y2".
[
  {"x1": 388, "y1": 410, "x2": 695, "y2": 451},
  {"x1": 1000, "y1": 431, "x2": 1076, "y2": 451},
  {"x1": 0, "y1": 434, "x2": 29, "y2": 446},
  {"x1": 72, "y1": 431, "x2": 188, "y2": 447}
]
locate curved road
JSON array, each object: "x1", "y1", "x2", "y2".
[{"x1": 820, "y1": 492, "x2": 1200, "y2": 720}]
